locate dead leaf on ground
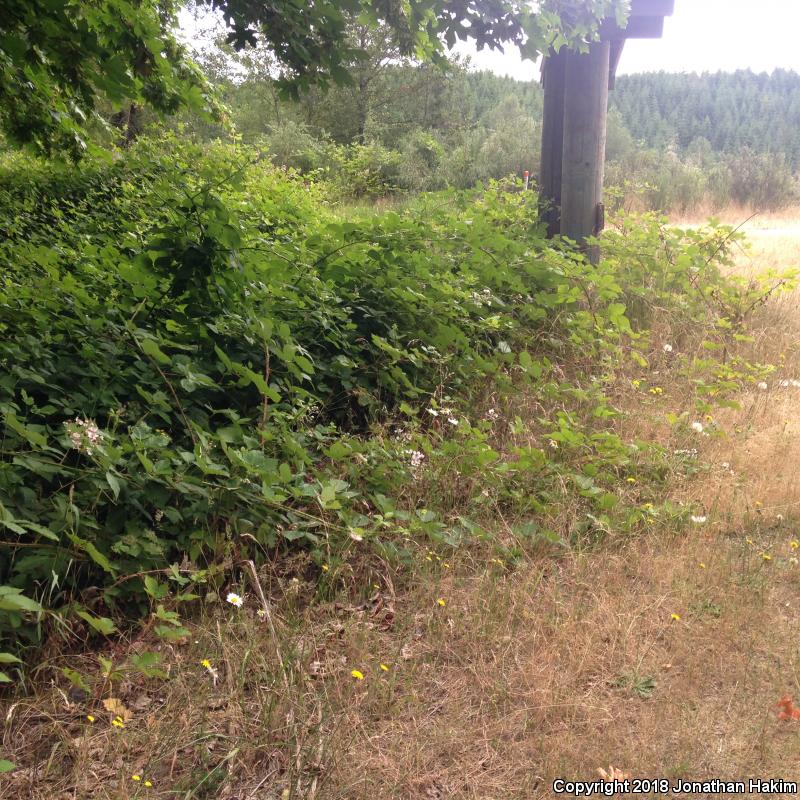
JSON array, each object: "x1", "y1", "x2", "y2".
[{"x1": 102, "y1": 697, "x2": 133, "y2": 722}]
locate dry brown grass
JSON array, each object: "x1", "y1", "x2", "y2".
[{"x1": 5, "y1": 216, "x2": 800, "y2": 800}]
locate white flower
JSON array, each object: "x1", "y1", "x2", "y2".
[
  {"x1": 720, "y1": 462, "x2": 730, "y2": 471},
  {"x1": 757, "y1": 381, "x2": 768, "y2": 391},
  {"x1": 691, "y1": 422, "x2": 704, "y2": 434},
  {"x1": 663, "y1": 344, "x2": 673, "y2": 353},
  {"x1": 548, "y1": 439, "x2": 559, "y2": 450},
  {"x1": 226, "y1": 592, "x2": 244, "y2": 608},
  {"x1": 64, "y1": 417, "x2": 104, "y2": 455},
  {"x1": 691, "y1": 515, "x2": 707, "y2": 524},
  {"x1": 791, "y1": 380, "x2": 800, "y2": 388},
  {"x1": 349, "y1": 530, "x2": 364, "y2": 542},
  {"x1": 780, "y1": 380, "x2": 791, "y2": 388},
  {"x1": 447, "y1": 417, "x2": 459, "y2": 426},
  {"x1": 426, "y1": 408, "x2": 439, "y2": 417},
  {"x1": 405, "y1": 449, "x2": 425, "y2": 470},
  {"x1": 486, "y1": 408, "x2": 499, "y2": 420}
]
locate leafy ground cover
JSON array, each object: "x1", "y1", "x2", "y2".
[{"x1": 0, "y1": 140, "x2": 796, "y2": 798}]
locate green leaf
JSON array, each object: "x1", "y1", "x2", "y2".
[
  {"x1": 105, "y1": 471, "x2": 121, "y2": 501},
  {"x1": 0, "y1": 760, "x2": 16, "y2": 773},
  {"x1": 0, "y1": 653, "x2": 22, "y2": 664},
  {"x1": 0, "y1": 672, "x2": 11, "y2": 683},
  {"x1": 140, "y1": 338, "x2": 171, "y2": 365},
  {"x1": 76, "y1": 610, "x2": 117, "y2": 636}
]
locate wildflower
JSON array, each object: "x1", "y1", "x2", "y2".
[
  {"x1": 86, "y1": 715, "x2": 95, "y2": 723},
  {"x1": 699, "y1": 563, "x2": 707, "y2": 569},
  {"x1": 447, "y1": 417, "x2": 459, "y2": 426},
  {"x1": 349, "y1": 530, "x2": 364, "y2": 542},
  {"x1": 406, "y1": 449, "x2": 425, "y2": 470},
  {"x1": 780, "y1": 380, "x2": 791, "y2": 388},
  {"x1": 132, "y1": 775, "x2": 142, "y2": 782},
  {"x1": 351, "y1": 669, "x2": 364, "y2": 680},
  {"x1": 256, "y1": 608, "x2": 266, "y2": 620},
  {"x1": 145, "y1": 781, "x2": 153, "y2": 788},
  {"x1": 443, "y1": 562, "x2": 451, "y2": 569},
  {"x1": 111, "y1": 716, "x2": 125, "y2": 729},
  {"x1": 791, "y1": 557, "x2": 799, "y2": 566},
  {"x1": 757, "y1": 381, "x2": 769, "y2": 391},
  {"x1": 762, "y1": 552, "x2": 772, "y2": 561},
  {"x1": 691, "y1": 422, "x2": 704, "y2": 434},
  {"x1": 649, "y1": 387, "x2": 664, "y2": 395},
  {"x1": 721, "y1": 462, "x2": 731, "y2": 470},
  {"x1": 226, "y1": 592, "x2": 244, "y2": 608},
  {"x1": 201, "y1": 659, "x2": 212, "y2": 669},
  {"x1": 792, "y1": 541, "x2": 799, "y2": 550},
  {"x1": 437, "y1": 598, "x2": 446, "y2": 607},
  {"x1": 548, "y1": 439, "x2": 559, "y2": 450},
  {"x1": 626, "y1": 477, "x2": 637, "y2": 484},
  {"x1": 663, "y1": 344, "x2": 673, "y2": 353},
  {"x1": 426, "y1": 408, "x2": 439, "y2": 417},
  {"x1": 487, "y1": 408, "x2": 499, "y2": 420},
  {"x1": 671, "y1": 613, "x2": 681, "y2": 621},
  {"x1": 64, "y1": 417, "x2": 104, "y2": 455},
  {"x1": 691, "y1": 515, "x2": 707, "y2": 524},
  {"x1": 380, "y1": 664, "x2": 390, "y2": 672},
  {"x1": 632, "y1": 379, "x2": 641, "y2": 389},
  {"x1": 321, "y1": 564, "x2": 330, "y2": 572}
]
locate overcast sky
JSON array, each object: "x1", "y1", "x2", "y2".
[
  {"x1": 457, "y1": 0, "x2": 800, "y2": 80},
  {"x1": 180, "y1": 1, "x2": 800, "y2": 80}
]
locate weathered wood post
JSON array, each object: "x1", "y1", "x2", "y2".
[
  {"x1": 560, "y1": 41, "x2": 610, "y2": 263},
  {"x1": 539, "y1": 48, "x2": 567, "y2": 238},
  {"x1": 538, "y1": 0, "x2": 674, "y2": 262}
]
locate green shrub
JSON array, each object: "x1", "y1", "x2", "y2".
[{"x1": 0, "y1": 135, "x2": 768, "y2": 661}]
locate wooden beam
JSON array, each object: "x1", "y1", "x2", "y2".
[
  {"x1": 630, "y1": 0, "x2": 674, "y2": 15},
  {"x1": 609, "y1": 40, "x2": 625, "y2": 89},
  {"x1": 539, "y1": 49, "x2": 567, "y2": 237},
  {"x1": 561, "y1": 41, "x2": 610, "y2": 262},
  {"x1": 601, "y1": 15, "x2": 665, "y2": 40}
]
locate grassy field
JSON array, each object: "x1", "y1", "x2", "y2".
[{"x1": 4, "y1": 210, "x2": 800, "y2": 800}]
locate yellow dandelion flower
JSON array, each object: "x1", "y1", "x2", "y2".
[
  {"x1": 132, "y1": 775, "x2": 142, "y2": 781},
  {"x1": 144, "y1": 781, "x2": 153, "y2": 788},
  {"x1": 632, "y1": 380, "x2": 641, "y2": 388},
  {"x1": 111, "y1": 716, "x2": 125, "y2": 729},
  {"x1": 746, "y1": 538, "x2": 754, "y2": 546},
  {"x1": 626, "y1": 477, "x2": 637, "y2": 484},
  {"x1": 755, "y1": 501, "x2": 763, "y2": 508},
  {"x1": 443, "y1": 562, "x2": 451, "y2": 569},
  {"x1": 380, "y1": 664, "x2": 390, "y2": 672},
  {"x1": 762, "y1": 552, "x2": 772, "y2": 561},
  {"x1": 437, "y1": 598, "x2": 446, "y2": 607},
  {"x1": 671, "y1": 613, "x2": 681, "y2": 621},
  {"x1": 321, "y1": 564, "x2": 330, "y2": 572},
  {"x1": 86, "y1": 714, "x2": 95, "y2": 723},
  {"x1": 351, "y1": 669, "x2": 364, "y2": 680},
  {"x1": 791, "y1": 541, "x2": 799, "y2": 550},
  {"x1": 699, "y1": 563, "x2": 706, "y2": 569},
  {"x1": 201, "y1": 659, "x2": 212, "y2": 669}
]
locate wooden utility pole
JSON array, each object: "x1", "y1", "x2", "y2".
[
  {"x1": 538, "y1": 0, "x2": 674, "y2": 262},
  {"x1": 539, "y1": 49, "x2": 567, "y2": 238}
]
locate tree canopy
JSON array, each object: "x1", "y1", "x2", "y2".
[{"x1": 0, "y1": 0, "x2": 626, "y2": 156}]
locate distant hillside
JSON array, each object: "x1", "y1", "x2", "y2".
[{"x1": 612, "y1": 70, "x2": 800, "y2": 166}]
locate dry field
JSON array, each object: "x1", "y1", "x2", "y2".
[{"x1": 4, "y1": 210, "x2": 800, "y2": 800}]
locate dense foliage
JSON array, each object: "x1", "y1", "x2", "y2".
[
  {"x1": 175, "y1": 35, "x2": 800, "y2": 211},
  {"x1": 0, "y1": 137, "x2": 774, "y2": 662},
  {"x1": 0, "y1": 0, "x2": 621, "y2": 155}
]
